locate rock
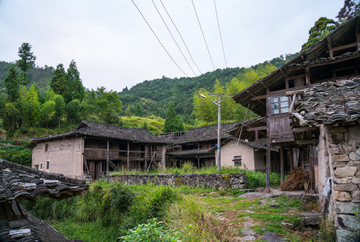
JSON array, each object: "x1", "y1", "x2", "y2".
[
  {"x1": 301, "y1": 194, "x2": 319, "y2": 203},
  {"x1": 300, "y1": 212, "x2": 321, "y2": 226},
  {"x1": 260, "y1": 232, "x2": 286, "y2": 241},
  {"x1": 356, "y1": 170, "x2": 360, "y2": 178},
  {"x1": 352, "y1": 178, "x2": 360, "y2": 184},
  {"x1": 329, "y1": 147, "x2": 339, "y2": 155},
  {"x1": 349, "y1": 152, "x2": 360, "y2": 161},
  {"x1": 351, "y1": 191, "x2": 360, "y2": 202},
  {"x1": 336, "y1": 202, "x2": 359, "y2": 214},
  {"x1": 338, "y1": 215, "x2": 360, "y2": 230},
  {"x1": 336, "y1": 229, "x2": 358, "y2": 242},
  {"x1": 334, "y1": 184, "x2": 358, "y2": 192},
  {"x1": 334, "y1": 166, "x2": 357, "y2": 178},
  {"x1": 356, "y1": 148, "x2": 360, "y2": 156},
  {"x1": 332, "y1": 155, "x2": 350, "y2": 162},
  {"x1": 334, "y1": 177, "x2": 352, "y2": 184},
  {"x1": 242, "y1": 235, "x2": 256, "y2": 241},
  {"x1": 334, "y1": 191, "x2": 351, "y2": 201}
]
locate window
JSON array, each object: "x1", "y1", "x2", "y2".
[
  {"x1": 45, "y1": 144, "x2": 49, "y2": 151},
  {"x1": 46, "y1": 161, "x2": 50, "y2": 169},
  {"x1": 40, "y1": 163, "x2": 43, "y2": 169},
  {"x1": 270, "y1": 96, "x2": 290, "y2": 114},
  {"x1": 35, "y1": 165, "x2": 39, "y2": 171},
  {"x1": 233, "y1": 156, "x2": 242, "y2": 167}
]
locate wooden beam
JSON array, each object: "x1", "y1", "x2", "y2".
[
  {"x1": 295, "y1": 139, "x2": 319, "y2": 145},
  {"x1": 285, "y1": 77, "x2": 289, "y2": 89},
  {"x1": 106, "y1": 140, "x2": 109, "y2": 175},
  {"x1": 247, "y1": 126, "x2": 267, "y2": 131},
  {"x1": 327, "y1": 37, "x2": 333, "y2": 58},
  {"x1": 127, "y1": 142, "x2": 130, "y2": 171},
  {"x1": 332, "y1": 42, "x2": 358, "y2": 52},
  {"x1": 287, "y1": 73, "x2": 306, "y2": 81},
  {"x1": 289, "y1": 148, "x2": 294, "y2": 172},
  {"x1": 293, "y1": 127, "x2": 318, "y2": 133}
]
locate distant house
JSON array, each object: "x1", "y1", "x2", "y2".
[
  {"x1": 0, "y1": 159, "x2": 87, "y2": 241},
  {"x1": 164, "y1": 122, "x2": 270, "y2": 171},
  {"x1": 29, "y1": 121, "x2": 167, "y2": 180}
]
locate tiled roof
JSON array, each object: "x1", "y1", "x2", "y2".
[
  {"x1": 0, "y1": 159, "x2": 88, "y2": 201},
  {"x1": 294, "y1": 78, "x2": 360, "y2": 125},
  {"x1": 171, "y1": 122, "x2": 241, "y2": 144},
  {"x1": 29, "y1": 120, "x2": 166, "y2": 147}
]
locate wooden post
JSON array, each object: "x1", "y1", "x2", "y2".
[
  {"x1": 106, "y1": 140, "x2": 109, "y2": 175},
  {"x1": 127, "y1": 142, "x2": 130, "y2": 171},
  {"x1": 280, "y1": 145, "x2": 284, "y2": 184},
  {"x1": 197, "y1": 156, "x2": 200, "y2": 168},
  {"x1": 289, "y1": 148, "x2": 294, "y2": 171},
  {"x1": 265, "y1": 91, "x2": 271, "y2": 193},
  {"x1": 310, "y1": 145, "x2": 316, "y2": 194}
]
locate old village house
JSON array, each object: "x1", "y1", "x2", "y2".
[
  {"x1": 231, "y1": 15, "x2": 360, "y2": 240},
  {"x1": 29, "y1": 121, "x2": 167, "y2": 180}
]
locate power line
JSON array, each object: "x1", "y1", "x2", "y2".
[
  {"x1": 213, "y1": 0, "x2": 227, "y2": 68},
  {"x1": 151, "y1": 0, "x2": 196, "y2": 76},
  {"x1": 191, "y1": 0, "x2": 216, "y2": 71},
  {"x1": 131, "y1": 0, "x2": 188, "y2": 77},
  {"x1": 159, "y1": 0, "x2": 203, "y2": 75}
]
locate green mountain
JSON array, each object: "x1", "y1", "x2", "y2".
[
  {"x1": 118, "y1": 53, "x2": 298, "y2": 123},
  {"x1": 0, "y1": 61, "x2": 54, "y2": 91}
]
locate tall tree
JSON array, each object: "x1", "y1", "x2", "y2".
[
  {"x1": 67, "y1": 60, "x2": 85, "y2": 101},
  {"x1": 28, "y1": 84, "x2": 40, "y2": 127},
  {"x1": 163, "y1": 101, "x2": 179, "y2": 133},
  {"x1": 301, "y1": 17, "x2": 337, "y2": 51},
  {"x1": 54, "y1": 94, "x2": 66, "y2": 127},
  {"x1": 66, "y1": 99, "x2": 81, "y2": 124},
  {"x1": 39, "y1": 100, "x2": 55, "y2": 128},
  {"x1": 135, "y1": 102, "x2": 143, "y2": 117},
  {"x1": 4, "y1": 67, "x2": 20, "y2": 103},
  {"x1": 18, "y1": 86, "x2": 32, "y2": 127},
  {"x1": 16, "y1": 42, "x2": 36, "y2": 85},
  {"x1": 50, "y1": 64, "x2": 69, "y2": 101},
  {"x1": 337, "y1": 0, "x2": 360, "y2": 23},
  {"x1": 2, "y1": 103, "x2": 20, "y2": 138}
]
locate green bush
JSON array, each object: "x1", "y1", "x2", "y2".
[
  {"x1": 148, "y1": 186, "x2": 179, "y2": 218},
  {"x1": 109, "y1": 184, "x2": 135, "y2": 213},
  {"x1": 0, "y1": 145, "x2": 32, "y2": 166},
  {"x1": 119, "y1": 218, "x2": 181, "y2": 242}
]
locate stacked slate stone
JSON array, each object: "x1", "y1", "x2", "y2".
[
  {"x1": 0, "y1": 159, "x2": 88, "y2": 241},
  {"x1": 295, "y1": 78, "x2": 360, "y2": 125}
]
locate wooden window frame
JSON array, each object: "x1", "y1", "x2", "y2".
[{"x1": 269, "y1": 95, "x2": 290, "y2": 114}]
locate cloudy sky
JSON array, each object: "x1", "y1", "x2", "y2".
[{"x1": 0, "y1": 0, "x2": 343, "y2": 92}]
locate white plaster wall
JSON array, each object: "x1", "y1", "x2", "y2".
[
  {"x1": 216, "y1": 140, "x2": 256, "y2": 170},
  {"x1": 32, "y1": 137, "x2": 84, "y2": 179},
  {"x1": 317, "y1": 124, "x2": 329, "y2": 196}
]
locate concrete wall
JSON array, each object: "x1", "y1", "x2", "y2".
[
  {"x1": 106, "y1": 173, "x2": 247, "y2": 190},
  {"x1": 32, "y1": 137, "x2": 84, "y2": 179},
  {"x1": 319, "y1": 124, "x2": 360, "y2": 241},
  {"x1": 217, "y1": 140, "x2": 260, "y2": 170}
]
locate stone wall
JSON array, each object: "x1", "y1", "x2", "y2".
[
  {"x1": 325, "y1": 124, "x2": 360, "y2": 241},
  {"x1": 105, "y1": 173, "x2": 247, "y2": 190}
]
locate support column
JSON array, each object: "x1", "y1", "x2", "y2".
[
  {"x1": 127, "y1": 142, "x2": 130, "y2": 171},
  {"x1": 280, "y1": 145, "x2": 284, "y2": 184},
  {"x1": 265, "y1": 125, "x2": 271, "y2": 193},
  {"x1": 106, "y1": 140, "x2": 109, "y2": 175}
]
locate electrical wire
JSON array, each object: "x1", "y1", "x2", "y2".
[
  {"x1": 151, "y1": 0, "x2": 196, "y2": 76},
  {"x1": 191, "y1": 0, "x2": 216, "y2": 71},
  {"x1": 213, "y1": 0, "x2": 227, "y2": 68},
  {"x1": 159, "y1": 0, "x2": 203, "y2": 75},
  {"x1": 131, "y1": 0, "x2": 188, "y2": 77}
]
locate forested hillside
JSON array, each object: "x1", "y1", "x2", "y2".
[{"x1": 119, "y1": 53, "x2": 298, "y2": 123}]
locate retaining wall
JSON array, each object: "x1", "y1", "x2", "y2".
[{"x1": 105, "y1": 173, "x2": 247, "y2": 190}]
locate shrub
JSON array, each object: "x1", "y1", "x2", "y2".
[
  {"x1": 109, "y1": 184, "x2": 135, "y2": 213},
  {"x1": 148, "y1": 186, "x2": 179, "y2": 218},
  {"x1": 0, "y1": 145, "x2": 32, "y2": 166},
  {"x1": 119, "y1": 218, "x2": 181, "y2": 242}
]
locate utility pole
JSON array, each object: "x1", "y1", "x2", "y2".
[{"x1": 200, "y1": 93, "x2": 231, "y2": 172}]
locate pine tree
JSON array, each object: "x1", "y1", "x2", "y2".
[
  {"x1": 4, "y1": 67, "x2": 20, "y2": 103},
  {"x1": 16, "y1": 42, "x2": 36, "y2": 85},
  {"x1": 51, "y1": 64, "x2": 69, "y2": 101},
  {"x1": 67, "y1": 60, "x2": 85, "y2": 101},
  {"x1": 54, "y1": 94, "x2": 65, "y2": 127},
  {"x1": 163, "y1": 101, "x2": 179, "y2": 133}
]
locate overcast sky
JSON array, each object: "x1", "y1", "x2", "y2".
[{"x1": 0, "y1": 0, "x2": 343, "y2": 92}]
